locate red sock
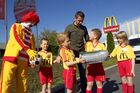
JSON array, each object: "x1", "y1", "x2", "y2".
[
  {"x1": 128, "y1": 85, "x2": 134, "y2": 93},
  {"x1": 86, "y1": 89, "x2": 92, "y2": 93},
  {"x1": 122, "y1": 83, "x2": 128, "y2": 93},
  {"x1": 97, "y1": 88, "x2": 102, "y2": 93}
]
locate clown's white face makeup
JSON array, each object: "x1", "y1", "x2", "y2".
[{"x1": 21, "y1": 22, "x2": 33, "y2": 28}]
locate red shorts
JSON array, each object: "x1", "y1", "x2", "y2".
[
  {"x1": 62, "y1": 67, "x2": 76, "y2": 90},
  {"x1": 87, "y1": 63, "x2": 106, "y2": 82},
  {"x1": 39, "y1": 67, "x2": 53, "y2": 85},
  {"x1": 118, "y1": 60, "x2": 133, "y2": 77}
]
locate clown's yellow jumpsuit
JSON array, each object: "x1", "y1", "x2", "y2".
[{"x1": 0, "y1": 23, "x2": 36, "y2": 93}]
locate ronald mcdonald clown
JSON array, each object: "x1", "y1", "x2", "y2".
[{"x1": 0, "y1": 11, "x2": 40, "y2": 93}]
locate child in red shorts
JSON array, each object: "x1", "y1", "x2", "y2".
[
  {"x1": 110, "y1": 31, "x2": 135, "y2": 93},
  {"x1": 38, "y1": 38, "x2": 53, "y2": 93},
  {"x1": 57, "y1": 33, "x2": 85, "y2": 93},
  {"x1": 85, "y1": 28, "x2": 106, "y2": 93}
]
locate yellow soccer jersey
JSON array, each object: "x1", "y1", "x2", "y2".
[
  {"x1": 110, "y1": 45, "x2": 135, "y2": 61},
  {"x1": 38, "y1": 51, "x2": 52, "y2": 67},
  {"x1": 60, "y1": 47, "x2": 76, "y2": 69},
  {"x1": 85, "y1": 41, "x2": 106, "y2": 52}
]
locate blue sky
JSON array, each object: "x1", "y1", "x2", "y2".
[{"x1": 0, "y1": 0, "x2": 140, "y2": 43}]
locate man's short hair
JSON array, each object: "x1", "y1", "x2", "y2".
[{"x1": 75, "y1": 11, "x2": 85, "y2": 18}]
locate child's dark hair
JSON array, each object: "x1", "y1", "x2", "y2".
[
  {"x1": 91, "y1": 28, "x2": 102, "y2": 40},
  {"x1": 40, "y1": 37, "x2": 48, "y2": 44},
  {"x1": 75, "y1": 11, "x2": 85, "y2": 19}
]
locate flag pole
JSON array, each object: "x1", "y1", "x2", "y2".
[
  {"x1": 4, "y1": 0, "x2": 8, "y2": 44},
  {"x1": 36, "y1": 25, "x2": 39, "y2": 51}
]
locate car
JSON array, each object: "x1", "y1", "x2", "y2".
[{"x1": 129, "y1": 34, "x2": 140, "y2": 62}]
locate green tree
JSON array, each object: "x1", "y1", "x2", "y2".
[
  {"x1": 40, "y1": 28, "x2": 58, "y2": 46},
  {"x1": 39, "y1": 28, "x2": 59, "y2": 55},
  {"x1": 107, "y1": 32, "x2": 115, "y2": 53}
]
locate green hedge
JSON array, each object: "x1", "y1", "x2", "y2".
[{"x1": 107, "y1": 32, "x2": 115, "y2": 54}]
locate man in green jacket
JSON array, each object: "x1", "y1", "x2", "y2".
[{"x1": 64, "y1": 11, "x2": 89, "y2": 93}]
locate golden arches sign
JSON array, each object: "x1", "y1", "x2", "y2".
[{"x1": 103, "y1": 16, "x2": 119, "y2": 33}]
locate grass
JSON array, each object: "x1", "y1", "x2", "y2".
[
  {"x1": 103, "y1": 57, "x2": 117, "y2": 68},
  {"x1": 0, "y1": 57, "x2": 117, "y2": 93},
  {"x1": 28, "y1": 57, "x2": 64, "y2": 93}
]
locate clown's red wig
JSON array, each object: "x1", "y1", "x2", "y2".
[{"x1": 21, "y1": 11, "x2": 40, "y2": 25}]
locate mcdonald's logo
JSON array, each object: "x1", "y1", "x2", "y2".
[
  {"x1": 120, "y1": 53, "x2": 128, "y2": 59},
  {"x1": 103, "y1": 16, "x2": 119, "y2": 33}
]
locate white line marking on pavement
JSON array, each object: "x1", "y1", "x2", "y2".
[{"x1": 104, "y1": 64, "x2": 117, "y2": 71}]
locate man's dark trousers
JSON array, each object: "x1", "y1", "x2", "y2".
[{"x1": 73, "y1": 50, "x2": 87, "y2": 93}]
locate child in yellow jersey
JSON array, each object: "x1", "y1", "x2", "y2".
[
  {"x1": 110, "y1": 31, "x2": 135, "y2": 93},
  {"x1": 85, "y1": 28, "x2": 106, "y2": 93},
  {"x1": 38, "y1": 38, "x2": 53, "y2": 93},
  {"x1": 56, "y1": 33, "x2": 85, "y2": 93}
]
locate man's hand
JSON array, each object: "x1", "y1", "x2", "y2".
[
  {"x1": 79, "y1": 58, "x2": 86, "y2": 64},
  {"x1": 76, "y1": 57, "x2": 86, "y2": 64}
]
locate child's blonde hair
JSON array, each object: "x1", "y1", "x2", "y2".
[
  {"x1": 91, "y1": 28, "x2": 102, "y2": 40},
  {"x1": 115, "y1": 31, "x2": 128, "y2": 45},
  {"x1": 56, "y1": 33, "x2": 67, "y2": 45}
]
